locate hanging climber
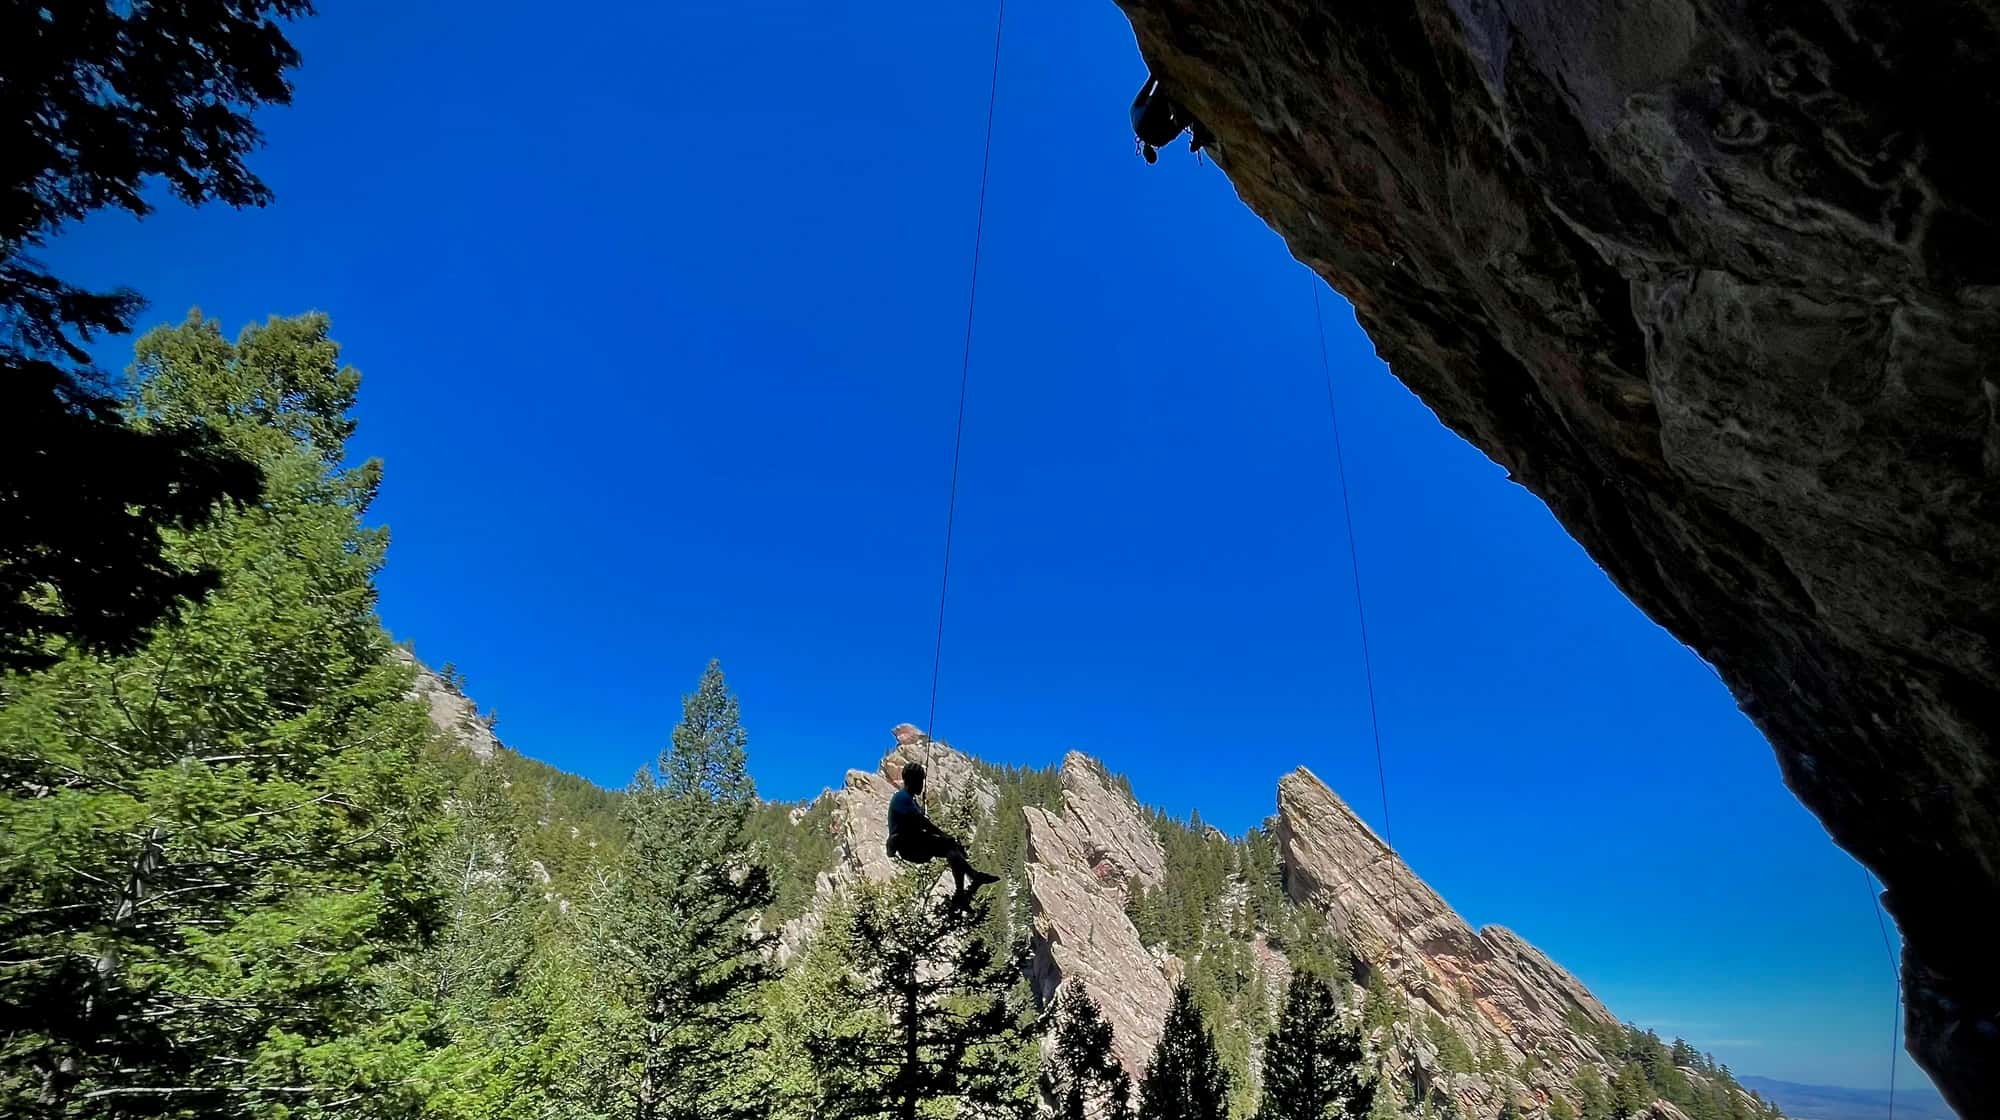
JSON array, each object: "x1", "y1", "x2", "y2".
[
  {"x1": 1130, "y1": 72, "x2": 1215, "y2": 164},
  {"x1": 887, "y1": 761, "x2": 1001, "y2": 906}
]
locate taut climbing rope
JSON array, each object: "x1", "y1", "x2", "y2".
[
  {"x1": 1310, "y1": 281, "x2": 1395, "y2": 849},
  {"x1": 924, "y1": 0, "x2": 1007, "y2": 789},
  {"x1": 1863, "y1": 867, "x2": 1900, "y2": 1120}
]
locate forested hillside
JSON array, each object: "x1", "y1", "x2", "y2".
[{"x1": 0, "y1": 315, "x2": 1787, "y2": 1118}]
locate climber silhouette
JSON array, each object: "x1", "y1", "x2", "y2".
[
  {"x1": 887, "y1": 761, "x2": 1000, "y2": 905},
  {"x1": 1130, "y1": 73, "x2": 1214, "y2": 164}
]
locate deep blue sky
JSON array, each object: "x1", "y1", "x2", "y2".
[{"x1": 48, "y1": 0, "x2": 1926, "y2": 1094}]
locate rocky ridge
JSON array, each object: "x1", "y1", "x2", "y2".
[
  {"x1": 396, "y1": 648, "x2": 498, "y2": 761},
  {"x1": 785, "y1": 728, "x2": 1760, "y2": 1119},
  {"x1": 1278, "y1": 767, "x2": 1616, "y2": 1104},
  {"x1": 1107, "y1": 1, "x2": 1999, "y2": 1110},
  {"x1": 1023, "y1": 753, "x2": 1177, "y2": 1076}
]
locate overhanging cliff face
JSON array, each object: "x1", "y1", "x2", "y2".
[{"x1": 1108, "y1": 0, "x2": 1999, "y2": 1113}]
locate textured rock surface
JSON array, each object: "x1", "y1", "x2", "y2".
[
  {"x1": 1111, "y1": 2, "x2": 2000, "y2": 1110},
  {"x1": 1279, "y1": 769, "x2": 1617, "y2": 1110},
  {"x1": 395, "y1": 649, "x2": 498, "y2": 761},
  {"x1": 1020, "y1": 752, "x2": 1182, "y2": 1075},
  {"x1": 1025, "y1": 803, "x2": 1175, "y2": 1077},
  {"x1": 881, "y1": 737, "x2": 999, "y2": 817},
  {"x1": 1056, "y1": 750, "x2": 1168, "y2": 895},
  {"x1": 775, "y1": 730, "x2": 980, "y2": 959}
]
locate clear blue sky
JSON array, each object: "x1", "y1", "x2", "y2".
[{"x1": 48, "y1": 0, "x2": 1928, "y2": 1095}]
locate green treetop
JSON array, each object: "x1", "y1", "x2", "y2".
[
  {"x1": 0, "y1": 311, "x2": 445, "y2": 1117},
  {"x1": 806, "y1": 871, "x2": 1037, "y2": 1120},
  {"x1": 1043, "y1": 984, "x2": 1133, "y2": 1120},
  {"x1": 1257, "y1": 972, "x2": 1376, "y2": 1120},
  {"x1": 601, "y1": 660, "x2": 776, "y2": 1120},
  {"x1": 1138, "y1": 981, "x2": 1232, "y2": 1120}
]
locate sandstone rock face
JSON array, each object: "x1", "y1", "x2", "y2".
[
  {"x1": 1278, "y1": 769, "x2": 1615, "y2": 1109},
  {"x1": 1111, "y1": 2, "x2": 1999, "y2": 1109},
  {"x1": 1057, "y1": 751, "x2": 1168, "y2": 895},
  {"x1": 394, "y1": 649, "x2": 498, "y2": 761},
  {"x1": 776, "y1": 730, "x2": 980, "y2": 960},
  {"x1": 1024, "y1": 803, "x2": 1175, "y2": 1078},
  {"x1": 882, "y1": 737, "x2": 999, "y2": 817},
  {"x1": 1018, "y1": 752, "x2": 1186, "y2": 1076}
]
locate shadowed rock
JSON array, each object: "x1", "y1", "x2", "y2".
[{"x1": 1112, "y1": 0, "x2": 2000, "y2": 1108}]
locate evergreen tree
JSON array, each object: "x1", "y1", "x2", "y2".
[
  {"x1": 807, "y1": 872, "x2": 1036, "y2": 1120},
  {"x1": 1138, "y1": 982, "x2": 1231, "y2": 1120},
  {"x1": 1551, "y1": 1096, "x2": 1577, "y2": 1120},
  {"x1": 383, "y1": 754, "x2": 618, "y2": 1120},
  {"x1": 1426, "y1": 1016, "x2": 1475, "y2": 1076},
  {"x1": 1499, "y1": 1099, "x2": 1523, "y2": 1120},
  {"x1": 1362, "y1": 965, "x2": 1400, "y2": 1032},
  {"x1": 0, "y1": 312, "x2": 445, "y2": 1116},
  {"x1": 1575, "y1": 1067, "x2": 1612, "y2": 1120},
  {"x1": 1613, "y1": 1063, "x2": 1653, "y2": 1120},
  {"x1": 1042, "y1": 985, "x2": 1132, "y2": 1120},
  {"x1": 1257, "y1": 973, "x2": 1375, "y2": 1120},
  {"x1": 3, "y1": 4, "x2": 322, "y2": 672},
  {"x1": 602, "y1": 661, "x2": 776, "y2": 1120}
]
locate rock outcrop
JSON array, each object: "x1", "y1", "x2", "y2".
[
  {"x1": 395, "y1": 648, "x2": 498, "y2": 761},
  {"x1": 775, "y1": 729, "x2": 984, "y2": 960},
  {"x1": 1055, "y1": 751, "x2": 1168, "y2": 896},
  {"x1": 1110, "y1": 1, "x2": 1999, "y2": 1110},
  {"x1": 1022, "y1": 752, "x2": 1179, "y2": 1077},
  {"x1": 1279, "y1": 768, "x2": 1616, "y2": 1109},
  {"x1": 1025, "y1": 804, "x2": 1176, "y2": 1077},
  {"x1": 881, "y1": 737, "x2": 1000, "y2": 818}
]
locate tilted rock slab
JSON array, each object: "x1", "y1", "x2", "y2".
[
  {"x1": 1056, "y1": 751, "x2": 1168, "y2": 896},
  {"x1": 1278, "y1": 768, "x2": 1616, "y2": 1111},
  {"x1": 395, "y1": 649, "x2": 498, "y2": 761},
  {"x1": 1018, "y1": 748, "x2": 1185, "y2": 1076},
  {"x1": 1024, "y1": 803, "x2": 1175, "y2": 1079},
  {"x1": 1111, "y1": 0, "x2": 2000, "y2": 1109}
]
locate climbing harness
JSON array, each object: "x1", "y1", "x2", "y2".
[
  {"x1": 1310, "y1": 281, "x2": 1395, "y2": 849},
  {"x1": 924, "y1": 0, "x2": 1006, "y2": 791}
]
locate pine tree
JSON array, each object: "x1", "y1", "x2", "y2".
[
  {"x1": 1479, "y1": 1037, "x2": 1506, "y2": 1075},
  {"x1": 1043, "y1": 985, "x2": 1132, "y2": 1120},
  {"x1": 1138, "y1": 982, "x2": 1232, "y2": 1120},
  {"x1": 1551, "y1": 1096, "x2": 1578, "y2": 1120},
  {"x1": 1613, "y1": 1062, "x2": 1653, "y2": 1120},
  {"x1": 1499, "y1": 1099, "x2": 1523, "y2": 1120},
  {"x1": 3, "y1": 4, "x2": 323, "y2": 673},
  {"x1": 1362, "y1": 965, "x2": 1400, "y2": 1032},
  {"x1": 1426, "y1": 1016, "x2": 1475, "y2": 1076},
  {"x1": 807, "y1": 872, "x2": 1037, "y2": 1120},
  {"x1": 1257, "y1": 973, "x2": 1375, "y2": 1120},
  {"x1": 1576, "y1": 1067, "x2": 1612, "y2": 1120},
  {"x1": 603, "y1": 661, "x2": 776, "y2": 1120},
  {"x1": 0, "y1": 312, "x2": 446, "y2": 1116}
]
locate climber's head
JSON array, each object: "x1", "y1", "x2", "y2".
[{"x1": 901, "y1": 761, "x2": 927, "y2": 797}]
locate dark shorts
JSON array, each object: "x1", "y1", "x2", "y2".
[{"x1": 888, "y1": 830, "x2": 963, "y2": 865}]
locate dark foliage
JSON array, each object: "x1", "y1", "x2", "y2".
[
  {"x1": 1043, "y1": 985, "x2": 1132, "y2": 1120},
  {"x1": 1258, "y1": 973, "x2": 1373, "y2": 1120},
  {"x1": 1138, "y1": 982, "x2": 1231, "y2": 1120},
  {"x1": 1, "y1": 2, "x2": 315, "y2": 670},
  {"x1": 809, "y1": 874, "x2": 1035, "y2": 1120}
]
